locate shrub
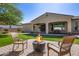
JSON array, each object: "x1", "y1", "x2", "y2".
[
  {"x1": 3, "y1": 29, "x2": 9, "y2": 34},
  {"x1": 17, "y1": 28, "x2": 22, "y2": 32}
]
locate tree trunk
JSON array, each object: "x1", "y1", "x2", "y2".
[{"x1": 10, "y1": 25, "x2": 11, "y2": 32}]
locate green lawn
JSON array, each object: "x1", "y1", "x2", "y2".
[
  {"x1": 17, "y1": 34, "x2": 79, "y2": 44},
  {"x1": 0, "y1": 34, "x2": 35, "y2": 47},
  {"x1": 18, "y1": 34, "x2": 35, "y2": 40},
  {"x1": 0, "y1": 34, "x2": 79, "y2": 47},
  {"x1": 0, "y1": 35, "x2": 13, "y2": 47}
]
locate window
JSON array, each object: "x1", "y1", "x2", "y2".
[
  {"x1": 74, "y1": 22, "x2": 78, "y2": 31},
  {"x1": 53, "y1": 22, "x2": 65, "y2": 31}
]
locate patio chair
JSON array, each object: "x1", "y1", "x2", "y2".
[
  {"x1": 10, "y1": 32, "x2": 28, "y2": 51},
  {"x1": 47, "y1": 36, "x2": 75, "y2": 56}
]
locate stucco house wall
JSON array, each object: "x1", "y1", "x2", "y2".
[
  {"x1": 31, "y1": 13, "x2": 73, "y2": 33},
  {"x1": 22, "y1": 12, "x2": 79, "y2": 34},
  {"x1": 22, "y1": 23, "x2": 32, "y2": 32}
]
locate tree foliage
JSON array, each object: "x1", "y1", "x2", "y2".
[{"x1": 0, "y1": 3, "x2": 23, "y2": 25}]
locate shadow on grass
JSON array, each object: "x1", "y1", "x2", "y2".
[
  {"x1": 0, "y1": 35, "x2": 9, "y2": 38},
  {"x1": 43, "y1": 35, "x2": 63, "y2": 38}
]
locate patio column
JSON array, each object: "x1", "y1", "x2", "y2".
[
  {"x1": 46, "y1": 23, "x2": 49, "y2": 34},
  {"x1": 31, "y1": 24, "x2": 33, "y2": 31},
  {"x1": 68, "y1": 21, "x2": 72, "y2": 32}
]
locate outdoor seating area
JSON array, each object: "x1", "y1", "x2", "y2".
[
  {"x1": 0, "y1": 39, "x2": 79, "y2": 56},
  {"x1": 0, "y1": 30, "x2": 79, "y2": 56}
]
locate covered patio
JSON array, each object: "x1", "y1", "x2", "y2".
[
  {"x1": 32, "y1": 21, "x2": 67, "y2": 34},
  {"x1": 0, "y1": 40, "x2": 79, "y2": 56}
]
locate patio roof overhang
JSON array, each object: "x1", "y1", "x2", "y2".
[{"x1": 72, "y1": 16, "x2": 79, "y2": 19}]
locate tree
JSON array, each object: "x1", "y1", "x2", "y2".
[{"x1": 0, "y1": 3, "x2": 23, "y2": 25}]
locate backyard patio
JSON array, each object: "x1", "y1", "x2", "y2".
[
  {"x1": 0, "y1": 39, "x2": 79, "y2": 56},
  {"x1": 1, "y1": 3, "x2": 79, "y2": 56}
]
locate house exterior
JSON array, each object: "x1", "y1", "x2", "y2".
[{"x1": 23, "y1": 12, "x2": 79, "y2": 34}]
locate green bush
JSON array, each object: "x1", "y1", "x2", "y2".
[
  {"x1": 17, "y1": 28, "x2": 22, "y2": 32},
  {"x1": 3, "y1": 29, "x2": 9, "y2": 34}
]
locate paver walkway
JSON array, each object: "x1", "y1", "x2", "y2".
[{"x1": 0, "y1": 40, "x2": 79, "y2": 56}]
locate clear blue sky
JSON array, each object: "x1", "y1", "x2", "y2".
[{"x1": 17, "y1": 3, "x2": 79, "y2": 23}]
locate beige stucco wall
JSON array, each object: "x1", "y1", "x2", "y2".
[
  {"x1": 31, "y1": 13, "x2": 73, "y2": 33},
  {"x1": 22, "y1": 23, "x2": 33, "y2": 32}
]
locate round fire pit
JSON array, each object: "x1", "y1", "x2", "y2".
[{"x1": 32, "y1": 41, "x2": 46, "y2": 52}]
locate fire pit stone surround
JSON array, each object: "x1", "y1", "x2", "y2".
[
  {"x1": 32, "y1": 34, "x2": 46, "y2": 52},
  {"x1": 32, "y1": 41, "x2": 46, "y2": 52}
]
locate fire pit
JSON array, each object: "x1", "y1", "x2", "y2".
[
  {"x1": 32, "y1": 34, "x2": 46, "y2": 52},
  {"x1": 32, "y1": 41, "x2": 45, "y2": 52}
]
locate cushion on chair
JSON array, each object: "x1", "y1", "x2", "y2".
[
  {"x1": 48, "y1": 43, "x2": 60, "y2": 52},
  {"x1": 61, "y1": 43, "x2": 71, "y2": 51}
]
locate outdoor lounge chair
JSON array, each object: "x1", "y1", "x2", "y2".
[
  {"x1": 10, "y1": 32, "x2": 28, "y2": 51},
  {"x1": 47, "y1": 36, "x2": 75, "y2": 56}
]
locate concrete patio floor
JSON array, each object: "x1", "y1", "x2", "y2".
[{"x1": 0, "y1": 39, "x2": 79, "y2": 56}]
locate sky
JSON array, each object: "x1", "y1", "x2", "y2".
[{"x1": 17, "y1": 3, "x2": 79, "y2": 23}]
